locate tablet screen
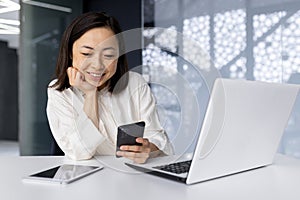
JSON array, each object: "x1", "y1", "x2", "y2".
[{"x1": 26, "y1": 164, "x2": 102, "y2": 184}]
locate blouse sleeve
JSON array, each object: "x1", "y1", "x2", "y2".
[
  {"x1": 137, "y1": 77, "x2": 174, "y2": 155},
  {"x1": 46, "y1": 86, "x2": 105, "y2": 160}
]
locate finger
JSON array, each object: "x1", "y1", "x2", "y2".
[
  {"x1": 136, "y1": 138, "x2": 150, "y2": 147},
  {"x1": 73, "y1": 66, "x2": 84, "y2": 78},
  {"x1": 67, "y1": 67, "x2": 75, "y2": 85},
  {"x1": 73, "y1": 68, "x2": 80, "y2": 82},
  {"x1": 133, "y1": 157, "x2": 148, "y2": 164},
  {"x1": 120, "y1": 145, "x2": 143, "y2": 152},
  {"x1": 73, "y1": 66, "x2": 80, "y2": 71},
  {"x1": 71, "y1": 67, "x2": 85, "y2": 84},
  {"x1": 120, "y1": 145, "x2": 150, "y2": 154},
  {"x1": 116, "y1": 151, "x2": 135, "y2": 158},
  {"x1": 67, "y1": 67, "x2": 72, "y2": 79},
  {"x1": 116, "y1": 151, "x2": 149, "y2": 163}
]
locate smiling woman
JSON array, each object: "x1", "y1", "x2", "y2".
[{"x1": 46, "y1": 12, "x2": 173, "y2": 163}]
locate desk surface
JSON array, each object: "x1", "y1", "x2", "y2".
[{"x1": 0, "y1": 154, "x2": 300, "y2": 200}]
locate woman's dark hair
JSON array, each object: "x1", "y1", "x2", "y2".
[{"x1": 52, "y1": 11, "x2": 128, "y2": 93}]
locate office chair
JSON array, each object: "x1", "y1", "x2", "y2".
[{"x1": 50, "y1": 137, "x2": 64, "y2": 155}]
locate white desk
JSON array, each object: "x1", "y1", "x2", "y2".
[{"x1": 0, "y1": 154, "x2": 300, "y2": 200}]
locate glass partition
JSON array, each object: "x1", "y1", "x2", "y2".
[{"x1": 19, "y1": 0, "x2": 82, "y2": 155}]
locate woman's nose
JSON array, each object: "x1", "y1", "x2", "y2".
[{"x1": 90, "y1": 56, "x2": 106, "y2": 70}]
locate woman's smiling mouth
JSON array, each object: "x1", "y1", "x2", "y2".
[
  {"x1": 86, "y1": 71, "x2": 106, "y2": 82},
  {"x1": 87, "y1": 71, "x2": 104, "y2": 77}
]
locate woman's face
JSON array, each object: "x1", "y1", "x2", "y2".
[{"x1": 72, "y1": 27, "x2": 119, "y2": 88}]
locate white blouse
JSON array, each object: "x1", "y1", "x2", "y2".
[{"x1": 46, "y1": 71, "x2": 173, "y2": 160}]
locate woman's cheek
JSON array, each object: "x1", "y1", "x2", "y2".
[{"x1": 72, "y1": 55, "x2": 86, "y2": 70}]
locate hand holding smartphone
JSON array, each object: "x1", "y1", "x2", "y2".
[{"x1": 116, "y1": 121, "x2": 145, "y2": 157}]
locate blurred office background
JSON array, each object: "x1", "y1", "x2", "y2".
[{"x1": 0, "y1": 0, "x2": 299, "y2": 159}]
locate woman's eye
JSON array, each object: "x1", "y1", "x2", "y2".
[
  {"x1": 104, "y1": 54, "x2": 116, "y2": 59},
  {"x1": 81, "y1": 52, "x2": 91, "y2": 56}
]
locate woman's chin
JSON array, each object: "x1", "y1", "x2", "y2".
[
  {"x1": 87, "y1": 80, "x2": 105, "y2": 88},
  {"x1": 86, "y1": 80, "x2": 101, "y2": 88}
]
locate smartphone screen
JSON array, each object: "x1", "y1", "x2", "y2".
[
  {"x1": 116, "y1": 121, "x2": 145, "y2": 157},
  {"x1": 23, "y1": 164, "x2": 103, "y2": 184}
]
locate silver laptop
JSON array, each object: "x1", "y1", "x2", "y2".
[{"x1": 126, "y1": 78, "x2": 299, "y2": 184}]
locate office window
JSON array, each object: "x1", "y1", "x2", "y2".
[{"x1": 142, "y1": 0, "x2": 300, "y2": 158}]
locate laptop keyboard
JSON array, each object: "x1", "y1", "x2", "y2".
[{"x1": 153, "y1": 160, "x2": 192, "y2": 174}]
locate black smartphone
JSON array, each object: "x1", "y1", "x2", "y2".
[{"x1": 116, "y1": 121, "x2": 145, "y2": 157}]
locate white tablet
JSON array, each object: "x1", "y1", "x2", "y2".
[{"x1": 23, "y1": 164, "x2": 103, "y2": 185}]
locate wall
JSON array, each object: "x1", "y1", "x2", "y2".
[{"x1": 0, "y1": 41, "x2": 18, "y2": 141}]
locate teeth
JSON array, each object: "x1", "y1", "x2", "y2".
[{"x1": 88, "y1": 72, "x2": 104, "y2": 77}]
